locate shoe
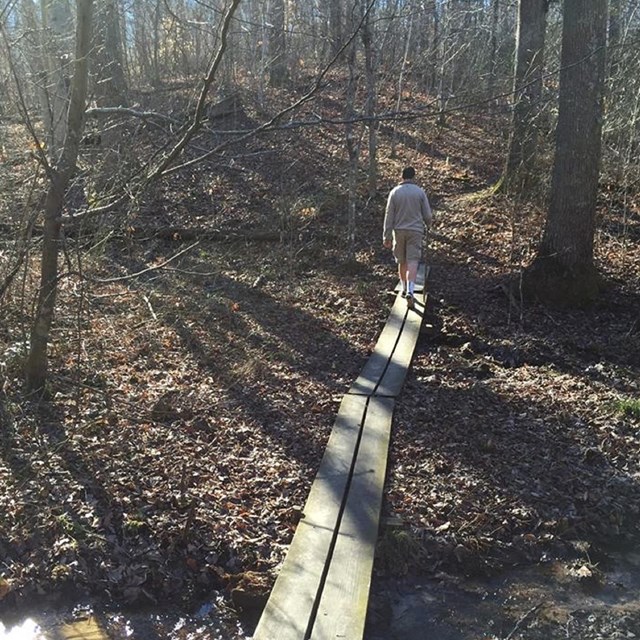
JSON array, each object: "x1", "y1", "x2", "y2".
[
  {"x1": 401, "y1": 290, "x2": 407, "y2": 298},
  {"x1": 406, "y1": 294, "x2": 414, "y2": 309}
]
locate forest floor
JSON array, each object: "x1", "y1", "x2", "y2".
[{"x1": 1, "y1": 80, "x2": 640, "y2": 638}]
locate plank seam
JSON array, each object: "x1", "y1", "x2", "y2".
[
  {"x1": 255, "y1": 270, "x2": 430, "y2": 638},
  {"x1": 304, "y1": 395, "x2": 372, "y2": 640},
  {"x1": 376, "y1": 301, "x2": 410, "y2": 394}
]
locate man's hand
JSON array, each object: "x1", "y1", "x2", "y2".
[{"x1": 383, "y1": 239, "x2": 392, "y2": 249}]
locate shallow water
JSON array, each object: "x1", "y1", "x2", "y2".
[
  {"x1": 4, "y1": 551, "x2": 640, "y2": 640},
  {"x1": 0, "y1": 593, "x2": 250, "y2": 640},
  {"x1": 366, "y1": 549, "x2": 640, "y2": 639}
]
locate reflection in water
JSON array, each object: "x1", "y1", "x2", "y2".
[
  {"x1": 367, "y1": 550, "x2": 640, "y2": 639},
  {"x1": 0, "y1": 620, "x2": 43, "y2": 640},
  {"x1": 0, "y1": 593, "x2": 249, "y2": 640}
]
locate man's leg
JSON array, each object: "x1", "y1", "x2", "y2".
[
  {"x1": 407, "y1": 261, "x2": 419, "y2": 295},
  {"x1": 405, "y1": 232, "x2": 423, "y2": 308},
  {"x1": 406, "y1": 260, "x2": 418, "y2": 308},
  {"x1": 398, "y1": 262, "x2": 408, "y2": 295}
]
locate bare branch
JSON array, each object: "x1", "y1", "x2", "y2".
[
  {"x1": 90, "y1": 241, "x2": 200, "y2": 284},
  {"x1": 159, "y1": 0, "x2": 378, "y2": 178},
  {"x1": 144, "y1": 0, "x2": 243, "y2": 184},
  {"x1": 0, "y1": 22, "x2": 53, "y2": 178},
  {"x1": 85, "y1": 106, "x2": 182, "y2": 125}
]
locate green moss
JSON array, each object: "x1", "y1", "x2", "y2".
[
  {"x1": 376, "y1": 528, "x2": 425, "y2": 576},
  {"x1": 616, "y1": 398, "x2": 640, "y2": 419}
]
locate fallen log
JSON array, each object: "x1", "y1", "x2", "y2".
[{"x1": 140, "y1": 226, "x2": 281, "y2": 242}]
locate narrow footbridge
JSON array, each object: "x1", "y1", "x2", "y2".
[{"x1": 253, "y1": 266, "x2": 429, "y2": 640}]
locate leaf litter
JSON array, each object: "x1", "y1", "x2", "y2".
[{"x1": 0, "y1": 85, "x2": 638, "y2": 640}]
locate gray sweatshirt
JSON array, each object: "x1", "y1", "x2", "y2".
[{"x1": 383, "y1": 181, "x2": 433, "y2": 242}]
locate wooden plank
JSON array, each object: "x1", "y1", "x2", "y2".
[
  {"x1": 311, "y1": 397, "x2": 395, "y2": 640},
  {"x1": 352, "y1": 266, "x2": 429, "y2": 397},
  {"x1": 253, "y1": 394, "x2": 368, "y2": 640},
  {"x1": 60, "y1": 618, "x2": 109, "y2": 640},
  {"x1": 256, "y1": 266, "x2": 431, "y2": 638},
  {"x1": 375, "y1": 289, "x2": 426, "y2": 397},
  {"x1": 348, "y1": 294, "x2": 406, "y2": 396}
]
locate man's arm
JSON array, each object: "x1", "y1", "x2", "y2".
[
  {"x1": 422, "y1": 192, "x2": 433, "y2": 228},
  {"x1": 383, "y1": 192, "x2": 395, "y2": 244}
]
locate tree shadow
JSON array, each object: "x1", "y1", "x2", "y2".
[{"x1": 383, "y1": 260, "x2": 640, "y2": 576}]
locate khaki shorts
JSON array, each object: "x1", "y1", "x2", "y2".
[{"x1": 393, "y1": 229, "x2": 423, "y2": 263}]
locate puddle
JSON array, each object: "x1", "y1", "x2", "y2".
[
  {"x1": 366, "y1": 549, "x2": 640, "y2": 639},
  {"x1": 5, "y1": 551, "x2": 640, "y2": 639},
  {"x1": 0, "y1": 593, "x2": 250, "y2": 640}
]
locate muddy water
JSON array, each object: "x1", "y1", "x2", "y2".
[
  {"x1": 366, "y1": 550, "x2": 640, "y2": 639},
  {"x1": 0, "y1": 593, "x2": 250, "y2": 640},
  {"x1": 3, "y1": 551, "x2": 640, "y2": 640}
]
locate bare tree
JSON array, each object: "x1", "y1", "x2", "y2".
[
  {"x1": 523, "y1": 0, "x2": 608, "y2": 306},
  {"x1": 269, "y1": 0, "x2": 288, "y2": 86},
  {"x1": 362, "y1": 0, "x2": 377, "y2": 197},
  {"x1": 329, "y1": 0, "x2": 343, "y2": 59},
  {"x1": 93, "y1": 0, "x2": 128, "y2": 108},
  {"x1": 25, "y1": 0, "x2": 94, "y2": 392},
  {"x1": 500, "y1": 0, "x2": 548, "y2": 196},
  {"x1": 487, "y1": 0, "x2": 501, "y2": 104},
  {"x1": 38, "y1": 0, "x2": 74, "y2": 158}
]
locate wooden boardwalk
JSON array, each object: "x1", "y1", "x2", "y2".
[{"x1": 253, "y1": 266, "x2": 428, "y2": 640}]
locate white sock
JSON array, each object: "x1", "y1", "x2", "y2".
[{"x1": 408, "y1": 281, "x2": 415, "y2": 295}]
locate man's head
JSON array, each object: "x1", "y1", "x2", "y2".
[{"x1": 402, "y1": 166, "x2": 416, "y2": 181}]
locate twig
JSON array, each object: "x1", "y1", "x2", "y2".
[
  {"x1": 141, "y1": 293, "x2": 158, "y2": 321},
  {"x1": 85, "y1": 106, "x2": 181, "y2": 125},
  {"x1": 504, "y1": 602, "x2": 544, "y2": 640},
  {"x1": 91, "y1": 241, "x2": 200, "y2": 283}
]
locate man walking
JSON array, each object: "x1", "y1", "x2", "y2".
[{"x1": 383, "y1": 167, "x2": 433, "y2": 309}]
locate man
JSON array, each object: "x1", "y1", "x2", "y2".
[{"x1": 383, "y1": 166, "x2": 433, "y2": 309}]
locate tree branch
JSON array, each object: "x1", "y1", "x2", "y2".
[
  {"x1": 144, "y1": 0, "x2": 243, "y2": 185},
  {"x1": 159, "y1": 0, "x2": 378, "y2": 177},
  {"x1": 90, "y1": 241, "x2": 200, "y2": 283}
]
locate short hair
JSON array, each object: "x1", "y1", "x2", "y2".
[{"x1": 402, "y1": 167, "x2": 416, "y2": 180}]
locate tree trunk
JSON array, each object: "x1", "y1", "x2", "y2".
[
  {"x1": 26, "y1": 0, "x2": 93, "y2": 392},
  {"x1": 269, "y1": 0, "x2": 287, "y2": 86},
  {"x1": 608, "y1": 0, "x2": 622, "y2": 75},
  {"x1": 523, "y1": 0, "x2": 607, "y2": 308},
  {"x1": 329, "y1": 0, "x2": 342, "y2": 59},
  {"x1": 345, "y1": 10, "x2": 359, "y2": 258},
  {"x1": 94, "y1": 0, "x2": 128, "y2": 108},
  {"x1": 501, "y1": 0, "x2": 547, "y2": 196},
  {"x1": 437, "y1": 1, "x2": 450, "y2": 126},
  {"x1": 392, "y1": 11, "x2": 412, "y2": 155},
  {"x1": 133, "y1": 0, "x2": 152, "y2": 82},
  {"x1": 39, "y1": 0, "x2": 74, "y2": 159},
  {"x1": 362, "y1": 0, "x2": 377, "y2": 198},
  {"x1": 487, "y1": 0, "x2": 500, "y2": 106}
]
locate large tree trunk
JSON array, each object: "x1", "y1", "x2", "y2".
[
  {"x1": 94, "y1": 0, "x2": 128, "y2": 108},
  {"x1": 500, "y1": 0, "x2": 547, "y2": 196},
  {"x1": 523, "y1": 0, "x2": 607, "y2": 308},
  {"x1": 26, "y1": 0, "x2": 94, "y2": 392},
  {"x1": 329, "y1": 0, "x2": 342, "y2": 59},
  {"x1": 269, "y1": 0, "x2": 288, "y2": 86}
]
